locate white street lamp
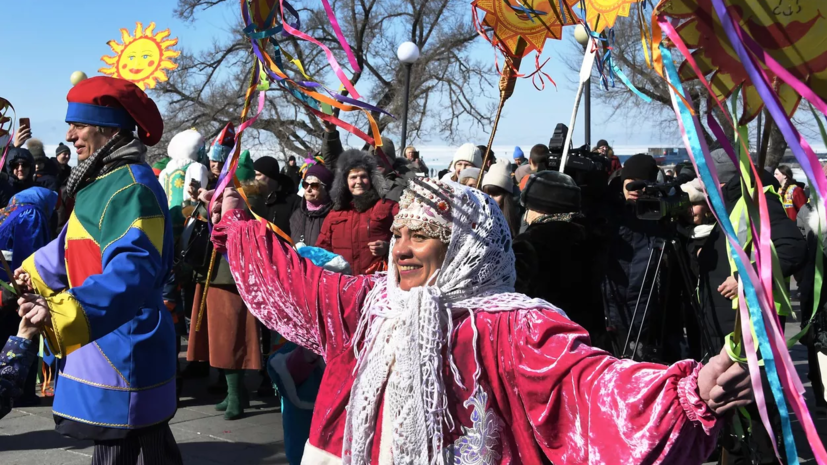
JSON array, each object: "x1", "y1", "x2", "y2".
[{"x1": 397, "y1": 41, "x2": 421, "y2": 151}]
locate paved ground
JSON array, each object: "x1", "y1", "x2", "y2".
[{"x1": 0, "y1": 321, "x2": 824, "y2": 464}]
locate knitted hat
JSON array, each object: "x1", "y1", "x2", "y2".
[
  {"x1": 482, "y1": 159, "x2": 513, "y2": 192},
  {"x1": 65, "y1": 76, "x2": 163, "y2": 145},
  {"x1": 681, "y1": 178, "x2": 705, "y2": 203},
  {"x1": 209, "y1": 122, "x2": 236, "y2": 162},
  {"x1": 236, "y1": 150, "x2": 256, "y2": 182},
  {"x1": 55, "y1": 143, "x2": 71, "y2": 156},
  {"x1": 458, "y1": 167, "x2": 481, "y2": 183},
  {"x1": 26, "y1": 138, "x2": 46, "y2": 162},
  {"x1": 596, "y1": 139, "x2": 610, "y2": 149},
  {"x1": 452, "y1": 143, "x2": 482, "y2": 168},
  {"x1": 152, "y1": 157, "x2": 170, "y2": 176},
  {"x1": 710, "y1": 148, "x2": 737, "y2": 184},
  {"x1": 513, "y1": 146, "x2": 525, "y2": 161},
  {"x1": 253, "y1": 156, "x2": 280, "y2": 181},
  {"x1": 622, "y1": 154, "x2": 659, "y2": 181},
  {"x1": 369, "y1": 136, "x2": 397, "y2": 162},
  {"x1": 304, "y1": 162, "x2": 334, "y2": 187},
  {"x1": 167, "y1": 129, "x2": 205, "y2": 161},
  {"x1": 520, "y1": 170, "x2": 581, "y2": 214}
]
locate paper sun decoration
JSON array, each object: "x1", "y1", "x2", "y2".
[
  {"x1": 581, "y1": 0, "x2": 643, "y2": 33},
  {"x1": 99, "y1": 22, "x2": 181, "y2": 90},
  {"x1": 473, "y1": 0, "x2": 580, "y2": 58},
  {"x1": 660, "y1": 0, "x2": 827, "y2": 124}
]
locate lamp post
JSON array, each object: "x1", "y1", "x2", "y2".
[
  {"x1": 397, "y1": 41, "x2": 420, "y2": 152},
  {"x1": 574, "y1": 25, "x2": 591, "y2": 147}
]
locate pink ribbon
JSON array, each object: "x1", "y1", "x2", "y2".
[
  {"x1": 278, "y1": 0, "x2": 361, "y2": 99},
  {"x1": 320, "y1": 0, "x2": 360, "y2": 73}
]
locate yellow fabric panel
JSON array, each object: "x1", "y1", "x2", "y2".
[
  {"x1": 101, "y1": 216, "x2": 165, "y2": 256},
  {"x1": 43, "y1": 291, "x2": 91, "y2": 358},
  {"x1": 21, "y1": 255, "x2": 90, "y2": 358},
  {"x1": 66, "y1": 212, "x2": 97, "y2": 243}
]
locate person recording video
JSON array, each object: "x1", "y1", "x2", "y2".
[{"x1": 602, "y1": 154, "x2": 678, "y2": 362}]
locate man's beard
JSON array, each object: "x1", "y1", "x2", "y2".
[{"x1": 352, "y1": 189, "x2": 380, "y2": 212}]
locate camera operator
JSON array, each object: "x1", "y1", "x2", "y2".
[
  {"x1": 513, "y1": 171, "x2": 606, "y2": 345},
  {"x1": 602, "y1": 154, "x2": 677, "y2": 362}
]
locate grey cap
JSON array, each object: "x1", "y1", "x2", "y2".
[{"x1": 710, "y1": 148, "x2": 737, "y2": 184}]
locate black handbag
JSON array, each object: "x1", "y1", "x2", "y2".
[{"x1": 177, "y1": 203, "x2": 213, "y2": 276}]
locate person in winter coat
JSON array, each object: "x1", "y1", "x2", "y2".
[
  {"x1": 696, "y1": 149, "x2": 808, "y2": 465},
  {"x1": 0, "y1": 313, "x2": 41, "y2": 420},
  {"x1": 252, "y1": 156, "x2": 301, "y2": 236},
  {"x1": 281, "y1": 156, "x2": 302, "y2": 193},
  {"x1": 316, "y1": 149, "x2": 398, "y2": 275},
  {"x1": 53, "y1": 143, "x2": 72, "y2": 186},
  {"x1": 289, "y1": 163, "x2": 334, "y2": 246},
  {"x1": 440, "y1": 143, "x2": 482, "y2": 183},
  {"x1": 26, "y1": 139, "x2": 60, "y2": 192},
  {"x1": 6, "y1": 147, "x2": 36, "y2": 195},
  {"x1": 160, "y1": 129, "x2": 206, "y2": 236},
  {"x1": 404, "y1": 146, "x2": 428, "y2": 175},
  {"x1": 775, "y1": 164, "x2": 807, "y2": 221},
  {"x1": 602, "y1": 154, "x2": 674, "y2": 362},
  {"x1": 482, "y1": 159, "x2": 520, "y2": 237},
  {"x1": 513, "y1": 171, "x2": 606, "y2": 343}
]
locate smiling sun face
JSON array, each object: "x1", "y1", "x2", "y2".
[{"x1": 99, "y1": 22, "x2": 180, "y2": 90}]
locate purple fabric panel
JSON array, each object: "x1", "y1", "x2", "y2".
[
  {"x1": 61, "y1": 343, "x2": 129, "y2": 389},
  {"x1": 34, "y1": 224, "x2": 68, "y2": 291},
  {"x1": 128, "y1": 380, "x2": 176, "y2": 426}
]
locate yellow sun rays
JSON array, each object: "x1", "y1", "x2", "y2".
[
  {"x1": 582, "y1": 0, "x2": 641, "y2": 33},
  {"x1": 99, "y1": 22, "x2": 180, "y2": 90}
]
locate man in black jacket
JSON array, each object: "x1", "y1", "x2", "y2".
[
  {"x1": 253, "y1": 156, "x2": 301, "y2": 236},
  {"x1": 696, "y1": 149, "x2": 807, "y2": 465},
  {"x1": 281, "y1": 155, "x2": 302, "y2": 193},
  {"x1": 513, "y1": 171, "x2": 606, "y2": 345}
]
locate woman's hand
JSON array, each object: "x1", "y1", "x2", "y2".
[
  {"x1": 16, "y1": 311, "x2": 39, "y2": 340},
  {"x1": 368, "y1": 240, "x2": 389, "y2": 258},
  {"x1": 697, "y1": 347, "x2": 752, "y2": 415},
  {"x1": 13, "y1": 267, "x2": 32, "y2": 293},
  {"x1": 17, "y1": 293, "x2": 51, "y2": 327},
  {"x1": 199, "y1": 188, "x2": 244, "y2": 224},
  {"x1": 718, "y1": 276, "x2": 738, "y2": 300}
]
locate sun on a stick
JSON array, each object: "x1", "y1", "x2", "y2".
[{"x1": 99, "y1": 22, "x2": 180, "y2": 90}]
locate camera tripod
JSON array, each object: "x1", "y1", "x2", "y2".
[{"x1": 619, "y1": 227, "x2": 717, "y2": 363}]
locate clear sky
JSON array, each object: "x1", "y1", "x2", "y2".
[{"x1": 1, "y1": 1, "x2": 821, "y2": 170}]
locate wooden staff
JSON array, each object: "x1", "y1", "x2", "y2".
[{"x1": 475, "y1": 42, "x2": 524, "y2": 190}]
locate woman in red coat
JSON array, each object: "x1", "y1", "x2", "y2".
[
  {"x1": 775, "y1": 165, "x2": 807, "y2": 221},
  {"x1": 207, "y1": 178, "x2": 752, "y2": 465},
  {"x1": 316, "y1": 149, "x2": 398, "y2": 275}
]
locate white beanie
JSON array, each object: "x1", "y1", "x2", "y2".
[
  {"x1": 167, "y1": 129, "x2": 205, "y2": 161},
  {"x1": 452, "y1": 143, "x2": 482, "y2": 168},
  {"x1": 483, "y1": 158, "x2": 514, "y2": 192}
]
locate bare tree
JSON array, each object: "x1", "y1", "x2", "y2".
[
  {"x1": 148, "y1": 0, "x2": 496, "y2": 162},
  {"x1": 563, "y1": 18, "x2": 792, "y2": 168}
]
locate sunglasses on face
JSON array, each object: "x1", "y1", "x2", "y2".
[
  {"x1": 12, "y1": 163, "x2": 29, "y2": 169},
  {"x1": 303, "y1": 182, "x2": 323, "y2": 190}
]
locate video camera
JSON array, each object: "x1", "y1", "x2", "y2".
[
  {"x1": 546, "y1": 123, "x2": 610, "y2": 196},
  {"x1": 625, "y1": 172, "x2": 693, "y2": 221}
]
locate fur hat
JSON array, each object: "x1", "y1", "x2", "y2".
[
  {"x1": 331, "y1": 149, "x2": 385, "y2": 210},
  {"x1": 520, "y1": 170, "x2": 581, "y2": 214},
  {"x1": 26, "y1": 138, "x2": 46, "y2": 162},
  {"x1": 167, "y1": 129, "x2": 205, "y2": 161}
]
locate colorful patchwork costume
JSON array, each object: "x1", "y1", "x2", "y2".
[{"x1": 21, "y1": 77, "x2": 180, "y2": 463}]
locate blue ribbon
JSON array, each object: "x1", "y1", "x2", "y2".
[
  {"x1": 661, "y1": 44, "x2": 799, "y2": 465},
  {"x1": 606, "y1": 55, "x2": 651, "y2": 102}
]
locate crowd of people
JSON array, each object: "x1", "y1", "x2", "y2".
[{"x1": 0, "y1": 75, "x2": 823, "y2": 465}]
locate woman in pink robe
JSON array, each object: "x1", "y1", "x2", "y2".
[{"x1": 208, "y1": 176, "x2": 751, "y2": 465}]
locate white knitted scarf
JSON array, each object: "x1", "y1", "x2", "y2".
[{"x1": 342, "y1": 179, "x2": 563, "y2": 464}]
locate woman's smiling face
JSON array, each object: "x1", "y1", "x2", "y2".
[{"x1": 392, "y1": 226, "x2": 448, "y2": 291}]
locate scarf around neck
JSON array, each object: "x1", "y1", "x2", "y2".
[
  {"x1": 343, "y1": 179, "x2": 564, "y2": 464},
  {"x1": 66, "y1": 132, "x2": 145, "y2": 197}
]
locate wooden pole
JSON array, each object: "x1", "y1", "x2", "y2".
[
  {"x1": 475, "y1": 42, "x2": 524, "y2": 190},
  {"x1": 758, "y1": 109, "x2": 773, "y2": 173}
]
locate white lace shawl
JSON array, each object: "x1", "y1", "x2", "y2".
[{"x1": 343, "y1": 179, "x2": 564, "y2": 464}]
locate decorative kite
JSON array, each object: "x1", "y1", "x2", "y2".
[
  {"x1": 473, "y1": 0, "x2": 579, "y2": 58},
  {"x1": 659, "y1": 0, "x2": 827, "y2": 124},
  {"x1": 581, "y1": 0, "x2": 643, "y2": 33},
  {"x1": 99, "y1": 22, "x2": 181, "y2": 90}
]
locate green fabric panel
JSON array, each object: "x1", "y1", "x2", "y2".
[
  {"x1": 98, "y1": 183, "x2": 165, "y2": 251},
  {"x1": 73, "y1": 167, "x2": 136, "y2": 244}
]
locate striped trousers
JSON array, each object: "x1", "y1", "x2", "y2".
[{"x1": 91, "y1": 424, "x2": 183, "y2": 465}]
